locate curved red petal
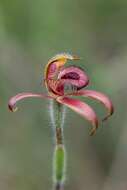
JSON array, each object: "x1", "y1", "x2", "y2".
[
  {"x1": 8, "y1": 93, "x2": 53, "y2": 112},
  {"x1": 56, "y1": 96, "x2": 98, "y2": 135},
  {"x1": 70, "y1": 90, "x2": 114, "y2": 121},
  {"x1": 58, "y1": 66, "x2": 89, "y2": 90}
]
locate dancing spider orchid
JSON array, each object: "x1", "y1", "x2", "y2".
[
  {"x1": 8, "y1": 53, "x2": 114, "y2": 135},
  {"x1": 8, "y1": 53, "x2": 114, "y2": 190}
]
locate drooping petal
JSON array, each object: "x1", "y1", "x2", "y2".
[
  {"x1": 56, "y1": 96, "x2": 98, "y2": 135},
  {"x1": 8, "y1": 92, "x2": 53, "y2": 112},
  {"x1": 57, "y1": 66, "x2": 89, "y2": 91},
  {"x1": 69, "y1": 90, "x2": 114, "y2": 121}
]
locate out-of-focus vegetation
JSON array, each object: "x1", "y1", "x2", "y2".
[{"x1": 0, "y1": 0, "x2": 127, "y2": 189}]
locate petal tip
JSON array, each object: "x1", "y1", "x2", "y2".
[
  {"x1": 102, "y1": 105, "x2": 114, "y2": 122},
  {"x1": 8, "y1": 104, "x2": 18, "y2": 112},
  {"x1": 102, "y1": 114, "x2": 112, "y2": 122},
  {"x1": 72, "y1": 55, "x2": 80, "y2": 60},
  {"x1": 90, "y1": 128, "x2": 96, "y2": 136},
  {"x1": 90, "y1": 119, "x2": 99, "y2": 136}
]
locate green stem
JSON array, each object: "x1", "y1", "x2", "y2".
[
  {"x1": 50, "y1": 100, "x2": 66, "y2": 190},
  {"x1": 53, "y1": 145, "x2": 65, "y2": 190}
]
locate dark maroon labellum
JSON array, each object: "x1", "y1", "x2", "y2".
[{"x1": 61, "y1": 72, "x2": 80, "y2": 80}]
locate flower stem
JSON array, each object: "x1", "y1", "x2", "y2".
[
  {"x1": 50, "y1": 100, "x2": 66, "y2": 190},
  {"x1": 53, "y1": 145, "x2": 65, "y2": 190}
]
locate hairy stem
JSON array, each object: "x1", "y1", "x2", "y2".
[{"x1": 50, "y1": 100, "x2": 66, "y2": 190}]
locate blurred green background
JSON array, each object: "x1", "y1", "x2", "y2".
[{"x1": 0, "y1": 0, "x2": 127, "y2": 189}]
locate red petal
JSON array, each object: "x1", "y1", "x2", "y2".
[
  {"x1": 70, "y1": 90, "x2": 114, "y2": 121},
  {"x1": 58, "y1": 66, "x2": 89, "y2": 90},
  {"x1": 8, "y1": 92, "x2": 52, "y2": 112},
  {"x1": 56, "y1": 96, "x2": 98, "y2": 135}
]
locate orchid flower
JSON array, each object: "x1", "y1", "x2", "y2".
[
  {"x1": 8, "y1": 53, "x2": 113, "y2": 135},
  {"x1": 8, "y1": 53, "x2": 114, "y2": 190}
]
